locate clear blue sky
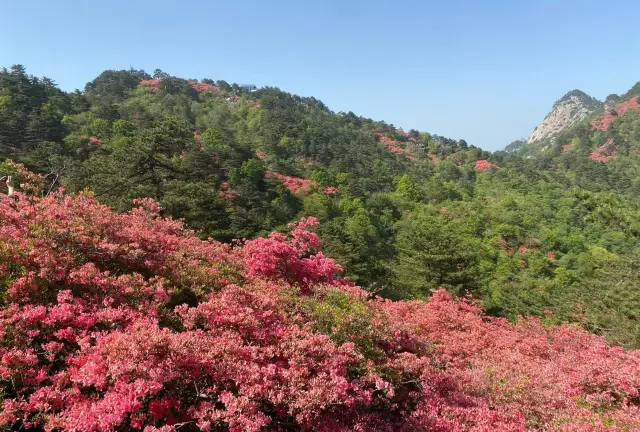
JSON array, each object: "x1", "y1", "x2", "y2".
[{"x1": 2, "y1": 0, "x2": 640, "y2": 150}]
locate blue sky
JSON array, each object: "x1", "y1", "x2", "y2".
[{"x1": 2, "y1": 0, "x2": 640, "y2": 150}]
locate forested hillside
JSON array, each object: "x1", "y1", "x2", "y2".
[{"x1": 2, "y1": 64, "x2": 640, "y2": 353}]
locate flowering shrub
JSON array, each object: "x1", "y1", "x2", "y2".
[
  {"x1": 265, "y1": 170, "x2": 314, "y2": 194},
  {"x1": 138, "y1": 79, "x2": 220, "y2": 94},
  {"x1": 78, "y1": 135, "x2": 103, "y2": 146},
  {"x1": 0, "y1": 183, "x2": 639, "y2": 430},
  {"x1": 589, "y1": 138, "x2": 617, "y2": 162},
  {"x1": 218, "y1": 181, "x2": 234, "y2": 200},
  {"x1": 187, "y1": 81, "x2": 220, "y2": 93},
  {"x1": 591, "y1": 96, "x2": 640, "y2": 131},
  {"x1": 474, "y1": 159, "x2": 500, "y2": 171},
  {"x1": 139, "y1": 79, "x2": 162, "y2": 92},
  {"x1": 263, "y1": 172, "x2": 340, "y2": 197},
  {"x1": 375, "y1": 132, "x2": 404, "y2": 153},
  {"x1": 323, "y1": 186, "x2": 339, "y2": 196}
]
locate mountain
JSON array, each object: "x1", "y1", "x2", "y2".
[
  {"x1": 527, "y1": 89, "x2": 603, "y2": 144},
  {"x1": 3, "y1": 64, "x2": 640, "y2": 351}
]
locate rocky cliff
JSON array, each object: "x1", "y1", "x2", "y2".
[{"x1": 527, "y1": 90, "x2": 602, "y2": 144}]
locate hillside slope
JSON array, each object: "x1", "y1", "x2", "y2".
[{"x1": 3, "y1": 65, "x2": 640, "y2": 349}]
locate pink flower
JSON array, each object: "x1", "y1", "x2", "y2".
[
  {"x1": 589, "y1": 138, "x2": 617, "y2": 162},
  {"x1": 265, "y1": 170, "x2": 314, "y2": 194},
  {"x1": 323, "y1": 186, "x2": 339, "y2": 196},
  {"x1": 591, "y1": 96, "x2": 640, "y2": 131},
  {"x1": 474, "y1": 160, "x2": 499, "y2": 171}
]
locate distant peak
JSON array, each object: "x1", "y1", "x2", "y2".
[
  {"x1": 554, "y1": 89, "x2": 601, "y2": 108},
  {"x1": 528, "y1": 89, "x2": 603, "y2": 144}
]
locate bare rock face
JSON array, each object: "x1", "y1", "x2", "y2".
[
  {"x1": 604, "y1": 94, "x2": 621, "y2": 112},
  {"x1": 528, "y1": 90, "x2": 602, "y2": 144}
]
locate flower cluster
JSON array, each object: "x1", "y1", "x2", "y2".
[
  {"x1": 138, "y1": 80, "x2": 220, "y2": 94},
  {"x1": 0, "y1": 187, "x2": 639, "y2": 431},
  {"x1": 474, "y1": 159, "x2": 500, "y2": 171},
  {"x1": 589, "y1": 138, "x2": 617, "y2": 162},
  {"x1": 265, "y1": 170, "x2": 314, "y2": 194},
  {"x1": 375, "y1": 132, "x2": 403, "y2": 153},
  {"x1": 138, "y1": 79, "x2": 162, "y2": 92},
  {"x1": 187, "y1": 81, "x2": 220, "y2": 93},
  {"x1": 323, "y1": 186, "x2": 339, "y2": 196},
  {"x1": 218, "y1": 181, "x2": 234, "y2": 201},
  {"x1": 591, "y1": 96, "x2": 640, "y2": 131},
  {"x1": 80, "y1": 135, "x2": 102, "y2": 145}
]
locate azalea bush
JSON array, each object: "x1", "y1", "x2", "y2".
[{"x1": 0, "y1": 185, "x2": 639, "y2": 431}]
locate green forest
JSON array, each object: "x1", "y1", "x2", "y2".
[{"x1": 3, "y1": 64, "x2": 640, "y2": 349}]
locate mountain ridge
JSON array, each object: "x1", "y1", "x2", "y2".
[
  {"x1": 519, "y1": 81, "x2": 640, "y2": 149},
  {"x1": 527, "y1": 89, "x2": 602, "y2": 144}
]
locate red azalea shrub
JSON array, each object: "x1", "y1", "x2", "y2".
[
  {"x1": 373, "y1": 294, "x2": 640, "y2": 431},
  {"x1": 591, "y1": 96, "x2": 640, "y2": 131},
  {"x1": 265, "y1": 170, "x2": 314, "y2": 194},
  {"x1": 217, "y1": 182, "x2": 234, "y2": 200},
  {"x1": 323, "y1": 186, "x2": 339, "y2": 196},
  {"x1": 589, "y1": 138, "x2": 617, "y2": 162},
  {"x1": 474, "y1": 160, "x2": 499, "y2": 171},
  {"x1": 590, "y1": 112, "x2": 617, "y2": 132},
  {"x1": 0, "y1": 182, "x2": 639, "y2": 430},
  {"x1": 375, "y1": 132, "x2": 404, "y2": 153},
  {"x1": 138, "y1": 79, "x2": 162, "y2": 93},
  {"x1": 78, "y1": 135, "x2": 102, "y2": 145},
  {"x1": 139, "y1": 80, "x2": 220, "y2": 94},
  {"x1": 615, "y1": 96, "x2": 640, "y2": 116},
  {"x1": 188, "y1": 81, "x2": 220, "y2": 93}
]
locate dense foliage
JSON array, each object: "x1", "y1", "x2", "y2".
[
  {"x1": 0, "y1": 186, "x2": 639, "y2": 431},
  {"x1": 3, "y1": 64, "x2": 640, "y2": 354}
]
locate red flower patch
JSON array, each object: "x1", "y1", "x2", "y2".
[
  {"x1": 0, "y1": 169, "x2": 639, "y2": 431},
  {"x1": 591, "y1": 96, "x2": 640, "y2": 131},
  {"x1": 474, "y1": 160, "x2": 499, "y2": 171},
  {"x1": 323, "y1": 186, "x2": 339, "y2": 196},
  {"x1": 265, "y1": 170, "x2": 314, "y2": 194},
  {"x1": 589, "y1": 138, "x2": 617, "y2": 162}
]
